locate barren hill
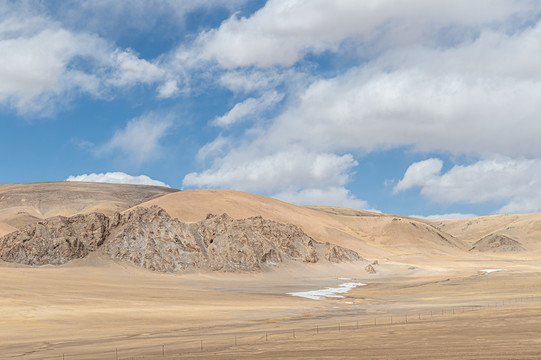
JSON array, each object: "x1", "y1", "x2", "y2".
[
  {"x1": 137, "y1": 189, "x2": 466, "y2": 258},
  {"x1": 0, "y1": 182, "x2": 178, "y2": 235},
  {"x1": 423, "y1": 212, "x2": 541, "y2": 252},
  {"x1": 0, "y1": 205, "x2": 361, "y2": 271}
]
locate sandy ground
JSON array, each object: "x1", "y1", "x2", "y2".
[{"x1": 2, "y1": 257, "x2": 541, "y2": 359}]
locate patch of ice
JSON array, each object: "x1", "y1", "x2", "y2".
[
  {"x1": 480, "y1": 269, "x2": 503, "y2": 274},
  {"x1": 288, "y1": 282, "x2": 366, "y2": 300}
]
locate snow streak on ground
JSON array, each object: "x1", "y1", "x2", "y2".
[
  {"x1": 288, "y1": 282, "x2": 366, "y2": 300},
  {"x1": 480, "y1": 269, "x2": 503, "y2": 274}
]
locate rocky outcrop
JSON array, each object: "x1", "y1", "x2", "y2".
[
  {"x1": 365, "y1": 264, "x2": 376, "y2": 274},
  {"x1": 469, "y1": 234, "x2": 525, "y2": 253},
  {"x1": 0, "y1": 206, "x2": 362, "y2": 271},
  {"x1": 104, "y1": 206, "x2": 203, "y2": 272},
  {"x1": 0, "y1": 213, "x2": 109, "y2": 265}
]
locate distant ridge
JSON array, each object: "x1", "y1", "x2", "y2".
[{"x1": 0, "y1": 181, "x2": 178, "y2": 235}]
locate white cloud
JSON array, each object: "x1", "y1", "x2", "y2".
[
  {"x1": 213, "y1": 91, "x2": 283, "y2": 127},
  {"x1": 181, "y1": 1, "x2": 541, "y2": 215},
  {"x1": 274, "y1": 187, "x2": 371, "y2": 210},
  {"x1": 184, "y1": 147, "x2": 358, "y2": 194},
  {"x1": 0, "y1": 3, "x2": 177, "y2": 115},
  {"x1": 0, "y1": 18, "x2": 105, "y2": 114},
  {"x1": 195, "y1": 0, "x2": 536, "y2": 68},
  {"x1": 107, "y1": 50, "x2": 165, "y2": 87},
  {"x1": 55, "y1": 0, "x2": 248, "y2": 36},
  {"x1": 396, "y1": 158, "x2": 541, "y2": 214},
  {"x1": 183, "y1": 146, "x2": 373, "y2": 210},
  {"x1": 394, "y1": 159, "x2": 443, "y2": 193},
  {"x1": 410, "y1": 213, "x2": 477, "y2": 220},
  {"x1": 66, "y1": 172, "x2": 170, "y2": 187},
  {"x1": 219, "y1": 69, "x2": 282, "y2": 93},
  {"x1": 99, "y1": 113, "x2": 172, "y2": 165},
  {"x1": 157, "y1": 80, "x2": 179, "y2": 98}
]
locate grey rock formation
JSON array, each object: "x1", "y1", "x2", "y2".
[
  {"x1": 365, "y1": 264, "x2": 376, "y2": 274},
  {"x1": 104, "y1": 206, "x2": 203, "y2": 272},
  {"x1": 469, "y1": 234, "x2": 525, "y2": 253},
  {"x1": 0, "y1": 213, "x2": 109, "y2": 265},
  {"x1": 0, "y1": 206, "x2": 362, "y2": 272}
]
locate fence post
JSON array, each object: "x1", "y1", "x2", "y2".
[
  {"x1": 235, "y1": 336, "x2": 237, "y2": 346},
  {"x1": 266, "y1": 331, "x2": 268, "y2": 342},
  {"x1": 356, "y1": 320, "x2": 359, "y2": 329},
  {"x1": 201, "y1": 340, "x2": 203, "y2": 351},
  {"x1": 162, "y1": 344, "x2": 164, "y2": 357}
]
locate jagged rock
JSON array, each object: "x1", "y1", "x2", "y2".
[
  {"x1": 325, "y1": 243, "x2": 362, "y2": 263},
  {"x1": 103, "y1": 206, "x2": 204, "y2": 272},
  {"x1": 0, "y1": 205, "x2": 363, "y2": 272},
  {"x1": 469, "y1": 234, "x2": 525, "y2": 253},
  {"x1": 372, "y1": 260, "x2": 378, "y2": 265},
  {"x1": 193, "y1": 214, "x2": 322, "y2": 271},
  {"x1": 0, "y1": 213, "x2": 109, "y2": 265},
  {"x1": 365, "y1": 264, "x2": 376, "y2": 274}
]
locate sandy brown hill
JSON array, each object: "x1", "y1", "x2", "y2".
[
  {"x1": 423, "y1": 212, "x2": 541, "y2": 252},
  {"x1": 136, "y1": 190, "x2": 466, "y2": 258},
  {"x1": 0, "y1": 206, "x2": 361, "y2": 271},
  {"x1": 0, "y1": 182, "x2": 178, "y2": 234}
]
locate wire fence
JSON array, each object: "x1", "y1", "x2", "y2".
[{"x1": 52, "y1": 295, "x2": 539, "y2": 360}]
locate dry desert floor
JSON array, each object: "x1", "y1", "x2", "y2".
[{"x1": 2, "y1": 256, "x2": 541, "y2": 359}]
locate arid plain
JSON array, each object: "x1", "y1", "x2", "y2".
[{"x1": 2, "y1": 182, "x2": 541, "y2": 359}]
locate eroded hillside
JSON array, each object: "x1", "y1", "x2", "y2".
[{"x1": 0, "y1": 206, "x2": 362, "y2": 271}]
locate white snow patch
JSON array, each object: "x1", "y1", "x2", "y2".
[
  {"x1": 288, "y1": 282, "x2": 366, "y2": 300},
  {"x1": 480, "y1": 269, "x2": 503, "y2": 274}
]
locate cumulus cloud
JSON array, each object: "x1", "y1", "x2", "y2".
[
  {"x1": 394, "y1": 159, "x2": 443, "y2": 193},
  {"x1": 184, "y1": 148, "x2": 357, "y2": 193},
  {"x1": 66, "y1": 172, "x2": 170, "y2": 187},
  {"x1": 213, "y1": 91, "x2": 283, "y2": 127},
  {"x1": 410, "y1": 213, "x2": 477, "y2": 220},
  {"x1": 54, "y1": 0, "x2": 248, "y2": 36},
  {"x1": 195, "y1": 0, "x2": 537, "y2": 68},
  {"x1": 157, "y1": 80, "x2": 179, "y2": 98},
  {"x1": 107, "y1": 50, "x2": 165, "y2": 87},
  {"x1": 183, "y1": 147, "x2": 372, "y2": 209},
  {"x1": 0, "y1": 16, "x2": 105, "y2": 114},
  {"x1": 395, "y1": 158, "x2": 541, "y2": 214},
  {"x1": 180, "y1": 1, "x2": 541, "y2": 215},
  {"x1": 274, "y1": 187, "x2": 371, "y2": 210},
  {"x1": 99, "y1": 113, "x2": 172, "y2": 165},
  {"x1": 0, "y1": 3, "x2": 176, "y2": 115}
]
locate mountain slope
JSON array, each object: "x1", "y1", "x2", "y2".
[{"x1": 136, "y1": 189, "x2": 466, "y2": 258}]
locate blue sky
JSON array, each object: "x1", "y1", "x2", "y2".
[{"x1": 2, "y1": 0, "x2": 541, "y2": 218}]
